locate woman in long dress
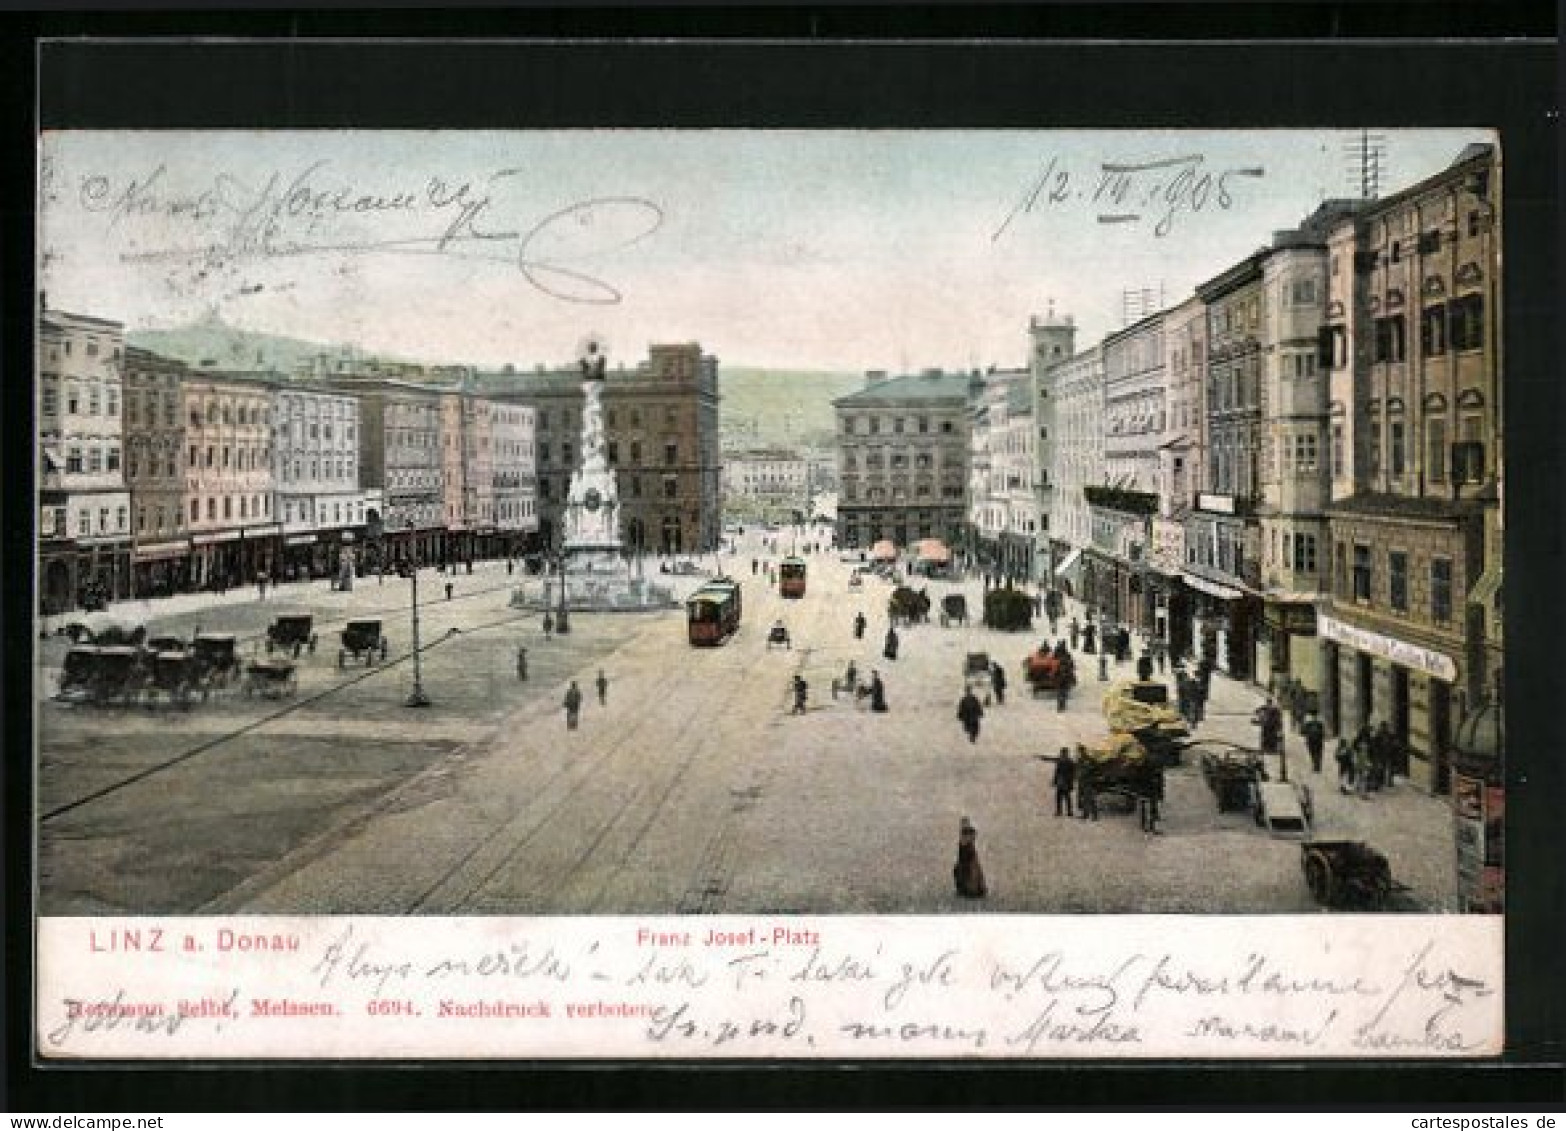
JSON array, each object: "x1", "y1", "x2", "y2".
[{"x1": 953, "y1": 817, "x2": 987, "y2": 899}]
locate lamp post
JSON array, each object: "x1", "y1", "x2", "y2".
[{"x1": 405, "y1": 566, "x2": 430, "y2": 707}]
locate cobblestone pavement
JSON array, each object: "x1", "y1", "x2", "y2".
[{"x1": 36, "y1": 538, "x2": 1459, "y2": 915}]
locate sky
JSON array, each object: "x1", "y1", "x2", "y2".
[{"x1": 39, "y1": 129, "x2": 1491, "y2": 373}]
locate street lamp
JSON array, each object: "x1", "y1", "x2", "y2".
[{"x1": 405, "y1": 566, "x2": 430, "y2": 707}]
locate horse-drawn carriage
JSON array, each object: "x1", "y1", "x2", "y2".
[
  {"x1": 143, "y1": 646, "x2": 200, "y2": 708},
  {"x1": 963, "y1": 652, "x2": 993, "y2": 703},
  {"x1": 766, "y1": 620, "x2": 792, "y2": 650},
  {"x1": 1078, "y1": 732, "x2": 1165, "y2": 812},
  {"x1": 888, "y1": 586, "x2": 930, "y2": 626},
  {"x1": 939, "y1": 594, "x2": 968, "y2": 628},
  {"x1": 1193, "y1": 740, "x2": 1315, "y2": 836},
  {"x1": 1023, "y1": 643, "x2": 1076, "y2": 695},
  {"x1": 57, "y1": 645, "x2": 146, "y2": 705},
  {"x1": 1301, "y1": 840, "x2": 1394, "y2": 910},
  {"x1": 266, "y1": 613, "x2": 318, "y2": 657},
  {"x1": 245, "y1": 657, "x2": 300, "y2": 698},
  {"x1": 339, "y1": 619, "x2": 389, "y2": 667},
  {"x1": 190, "y1": 633, "x2": 241, "y2": 698}
]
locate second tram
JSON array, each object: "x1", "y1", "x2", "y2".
[
  {"x1": 779, "y1": 556, "x2": 807, "y2": 599},
  {"x1": 687, "y1": 579, "x2": 743, "y2": 645}
]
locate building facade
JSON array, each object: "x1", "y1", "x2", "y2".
[
  {"x1": 181, "y1": 371, "x2": 279, "y2": 588},
  {"x1": 1046, "y1": 342, "x2": 1105, "y2": 596},
  {"x1": 331, "y1": 378, "x2": 446, "y2": 566},
  {"x1": 38, "y1": 309, "x2": 131, "y2": 614},
  {"x1": 490, "y1": 400, "x2": 539, "y2": 555},
  {"x1": 122, "y1": 347, "x2": 192, "y2": 597},
  {"x1": 721, "y1": 447, "x2": 810, "y2": 522},
  {"x1": 1186, "y1": 252, "x2": 1269, "y2": 679},
  {"x1": 1318, "y1": 143, "x2": 1502, "y2": 793},
  {"x1": 274, "y1": 383, "x2": 373, "y2": 579},
  {"x1": 834, "y1": 370, "x2": 973, "y2": 551}
]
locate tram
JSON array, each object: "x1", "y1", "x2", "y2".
[
  {"x1": 687, "y1": 579, "x2": 743, "y2": 645},
  {"x1": 779, "y1": 556, "x2": 807, "y2": 599}
]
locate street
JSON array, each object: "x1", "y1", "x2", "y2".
[{"x1": 37, "y1": 532, "x2": 1458, "y2": 916}]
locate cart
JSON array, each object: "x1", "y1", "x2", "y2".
[
  {"x1": 339, "y1": 619, "x2": 388, "y2": 667},
  {"x1": 245, "y1": 657, "x2": 299, "y2": 698},
  {"x1": 1199, "y1": 746, "x2": 1268, "y2": 813},
  {"x1": 88, "y1": 646, "x2": 146, "y2": 705},
  {"x1": 1301, "y1": 840, "x2": 1394, "y2": 910},
  {"x1": 766, "y1": 621, "x2": 792, "y2": 650},
  {"x1": 1255, "y1": 781, "x2": 1314, "y2": 838},
  {"x1": 1024, "y1": 645, "x2": 1076, "y2": 696},
  {"x1": 266, "y1": 613, "x2": 318, "y2": 657},
  {"x1": 191, "y1": 633, "x2": 241, "y2": 698},
  {"x1": 56, "y1": 646, "x2": 102, "y2": 702},
  {"x1": 144, "y1": 648, "x2": 198, "y2": 709}
]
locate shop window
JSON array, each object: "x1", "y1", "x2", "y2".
[{"x1": 1431, "y1": 558, "x2": 1453, "y2": 624}]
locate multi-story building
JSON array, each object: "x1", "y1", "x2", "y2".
[
  {"x1": 1154, "y1": 295, "x2": 1207, "y2": 656},
  {"x1": 459, "y1": 388, "x2": 497, "y2": 558},
  {"x1": 490, "y1": 400, "x2": 539, "y2": 557},
  {"x1": 181, "y1": 370, "x2": 278, "y2": 588},
  {"x1": 1318, "y1": 143, "x2": 1501, "y2": 793},
  {"x1": 1046, "y1": 342, "x2": 1104, "y2": 596},
  {"x1": 834, "y1": 369, "x2": 973, "y2": 551},
  {"x1": 1186, "y1": 250, "x2": 1269, "y2": 678},
  {"x1": 326, "y1": 377, "x2": 446, "y2": 566},
  {"x1": 721, "y1": 447, "x2": 810, "y2": 522},
  {"x1": 1255, "y1": 204, "x2": 1360, "y2": 690},
  {"x1": 481, "y1": 343, "x2": 722, "y2": 556},
  {"x1": 122, "y1": 347, "x2": 192, "y2": 597},
  {"x1": 997, "y1": 373, "x2": 1038, "y2": 582},
  {"x1": 1101, "y1": 312, "x2": 1167, "y2": 492},
  {"x1": 37, "y1": 308, "x2": 131, "y2": 614},
  {"x1": 1028, "y1": 310, "x2": 1076, "y2": 583},
  {"x1": 439, "y1": 391, "x2": 468, "y2": 560},
  {"x1": 966, "y1": 372, "x2": 1006, "y2": 567},
  {"x1": 274, "y1": 383, "x2": 373, "y2": 579}
]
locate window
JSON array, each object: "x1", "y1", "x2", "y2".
[
  {"x1": 106, "y1": 447, "x2": 120, "y2": 472},
  {"x1": 1293, "y1": 432, "x2": 1318, "y2": 473},
  {"x1": 223, "y1": 497, "x2": 232, "y2": 519},
  {"x1": 67, "y1": 385, "x2": 80, "y2": 414},
  {"x1": 1450, "y1": 293, "x2": 1485, "y2": 350},
  {"x1": 869, "y1": 417, "x2": 881, "y2": 435},
  {"x1": 1431, "y1": 558, "x2": 1453, "y2": 624},
  {"x1": 88, "y1": 385, "x2": 101, "y2": 415},
  {"x1": 663, "y1": 475, "x2": 678, "y2": 499},
  {"x1": 66, "y1": 447, "x2": 83, "y2": 474},
  {"x1": 918, "y1": 416, "x2": 929, "y2": 433},
  {"x1": 631, "y1": 441, "x2": 642, "y2": 463},
  {"x1": 607, "y1": 441, "x2": 618, "y2": 464},
  {"x1": 42, "y1": 383, "x2": 59, "y2": 415},
  {"x1": 1292, "y1": 532, "x2": 1317, "y2": 574},
  {"x1": 941, "y1": 421, "x2": 954, "y2": 434},
  {"x1": 1352, "y1": 544, "x2": 1372, "y2": 602},
  {"x1": 192, "y1": 499, "x2": 201, "y2": 522},
  {"x1": 1373, "y1": 316, "x2": 1407, "y2": 363},
  {"x1": 1390, "y1": 240, "x2": 1401, "y2": 264},
  {"x1": 106, "y1": 389, "x2": 119, "y2": 418},
  {"x1": 1420, "y1": 305, "x2": 1448, "y2": 356},
  {"x1": 1331, "y1": 423, "x2": 1345, "y2": 478},
  {"x1": 1427, "y1": 418, "x2": 1447, "y2": 482},
  {"x1": 1390, "y1": 420, "x2": 1406, "y2": 476},
  {"x1": 1467, "y1": 210, "x2": 1482, "y2": 237},
  {"x1": 78, "y1": 511, "x2": 90, "y2": 537},
  {"x1": 87, "y1": 448, "x2": 102, "y2": 473},
  {"x1": 240, "y1": 497, "x2": 248, "y2": 519},
  {"x1": 1418, "y1": 229, "x2": 1441, "y2": 255},
  {"x1": 137, "y1": 505, "x2": 146, "y2": 532},
  {"x1": 664, "y1": 443, "x2": 678, "y2": 466},
  {"x1": 539, "y1": 443, "x2": 550, "y2": 464},
  {"x1": 631, "y1": 476, "x2": 642, "y2": 498},
  {"x1": 1389, "y1": 551, "x2": 1409, "y2": 612},
  {"x1": 894, "y1": 418, "x2": 904, "y2": 434},
  {"x1": 1369, "y1": 425, "x2": 1382, "y2": 475}
]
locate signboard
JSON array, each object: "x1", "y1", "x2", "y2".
[
  {"x1": 1149, "y1": 518, "x2": 1185, "y2": 574},
  {"x1": 1197, "y1": 492, "x2": 1235, "y2": 514},
  {"x1": 1317, "y1": 613, "x2": 1458, "y2": 682}
]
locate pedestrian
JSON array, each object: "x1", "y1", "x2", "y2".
[
  {"x1": 1082, "y1": 623, "x2": 1096, "y2": 654},
  {"x1": 1374, "y1": 720, "x2": 1398, "y2": 788},
  {"x1": 957, "y1": 688, "x2": 984, "y2": 743},
  {"x1": 1048, "y1": 614, "x2": 1060, "y2": 637},
  {"x1": 1353, "y1": 725, "x2": 1372, "y2": 797},
  {"x1": 1076, "y1": 750, "x2": 1100, "y2": 822},
  {"x1": 1175, "y1": 669, "x2": 1192, "y2": 724},
  {"x1": 596, "y1": 669, "x2": 608, "y2": 706},
  {"x1": 853, "y1": 611, "x2": 866, "y2": 640},
  {"x1": 1254, "y1": 698, "x2": 1283, "y2": 755},
  {"x1": 516, "y1": 646, "x2": 528, "y2": 681},
  {"x1": 543, "y1": 612, "x2": 554, "y2": 638},
  {"x1": 1055, "y1": 677, "x2": 1070, "y2": 713},
  {"x1": 883, "y1": 626, "x2": 899, "y2": 662},
  {"x1": 1335, "y1": 737, "x2": 1355, "y2": 793},
  {"x1": 1069, "y1": 617, "x2": 1081, "y2": 651},
  {"x1": 751, "y1": 558, "x2": 758, "y2": 576},
  {"x1": 1154, "y1": 638, "x2": 1167, "y2": 674},
  {"x1": 953, "y1": 817, "x2": 987, "y2": 899},
  {"x1": 1140, "y1": 766, "x2": 1166, "y2": 834},
  {"x1": 868, "y1": 670, "x2": 888, "y2": 713},
  {"x1": 990, "y1": 661, "x2": 1007, "y2": 706},
  {"x1": 257, "y1": 571, "x2": 268, "y2": 601},
  {"x1": 507, "y1": 558, "x2": 514, "y2": 575},
  {"x1": 792, "y1": 674, "x2": 809, "y2": 715},
  {"x1": 1137, "y1": 652, "x2": 1155, "y2": 682},
  {"x1": 1301, "y1": 711, "x2": 1326, "y2": 773},
  {"x1": 563, "y1": 681, "x2": 583, "y2": 730},
  {"x1": 1052, "y1": 747, "x2": 1076, "y2": 816},
  {"x1": 445, "y1": 581, "x2": 454, "y2": 601},
  {"x1": 1190, "y1": 679, "x2": 1207, "y2": 726}
]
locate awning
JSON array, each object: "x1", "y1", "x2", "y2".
[
  {"x1": 133, "y1": 540, "x2": 190, "y2": 562},
  {"x1": 1182, "y1": 572, "x2": 1245, "y2": 601},
  {"x1": 870, "y1": 540, "x2": 897, "y2": 561},
  {"x1": 1055, "y1": 546, "x2": 1084, "y2": 577},
  {"x1": 1264, "y1": 589, "x2": 1322, "y2": 605},
  {"x1": 914, "y1": 538, "x2": 950, "y2": 563},
  {"x1": 285, "y1": 534, "x2": 319, "y2": 546}
]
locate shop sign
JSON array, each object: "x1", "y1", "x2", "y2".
[
  {"x1": 1198, "y1": 492, "x2": 1235, "y2": 514},
  {"x1": 1149, "y1": 519, "x2": 1185, "y2": 574},
  {"x1": 1317, "y1": 613, "x2": 1458, "y2": 682}
]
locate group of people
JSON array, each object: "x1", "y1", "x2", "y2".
[
  {"x1": 561, "y1": 669, "x2": 611, "y2": 729},
  {"x1": 1334, "y1": 720, "x2": 1405, "y2": 797},
  {"x1": 1174, "y1": 659, "x2": 1215, "y2": 726}
]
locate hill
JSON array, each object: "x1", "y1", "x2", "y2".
[
  {"x1": 718, "y1": 367, "x2": 863, "y2": 452},
  {"x1": 127, "y1": 313, "x2": 384, "y2": 375}
]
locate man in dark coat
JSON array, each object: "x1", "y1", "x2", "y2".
[
  {"x1": 1069, "y1": 618, "x2": 1081, "y2": 651},
  {"x1": 1301, "y1": 711, "x2": 1327, "y2": 773},
  {"x1": 563, "y1": 681, "x2": 583, "y2": 730},
  {"x1": 990, "y1": 661, "x2": 1007, "y2": 706},
  {"x1": 883, "y1": 626, "x2": 899, "y2": 661},
  {"x1": 869, "y1": 670, "x2": 888, "y2": 713},
  {"x1": 1052, "y1": 747, "x2": 1076, "y2": 817},
  {"x1": 853, "y1": 611, "x2": 866, "y2": 639},
  {"x1": 953, "y1": 817, "x2": 987, "y2": 899},
  {"x1": 957, "y1": 688, "x2": 984, "y2": 743}
]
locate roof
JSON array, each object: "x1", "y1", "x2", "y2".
[
  {"x1": 1326, "y1": 491, "x2": 1483, "y2": 523},
  {"x1": 1005, "y1": 381, "x2": 1033, "y2": 415},
  {"x1": 834, "y1": 370, "x2": 972, "y2": 407}
]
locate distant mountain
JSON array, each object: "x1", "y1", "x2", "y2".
[
  {"x1": 719, "y1": 367, "x2": 863, "y2": 452},
  {"x1": 126, "y1": 313, "x2": 379, "y2": 375}
]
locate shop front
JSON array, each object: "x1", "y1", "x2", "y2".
[
  {"x1": 130, "y1": 539, "x2": 191, "y2": 599},
  {"x1": 1260, "y1": 595, "x2": 1321, "y2": 697},
  {"x1": 1181, "y1": 568, "x2": 1260, "y2": 680},
  {"x1": 1318, "y1": 610, "x2": 1461, "y2": 793}
]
